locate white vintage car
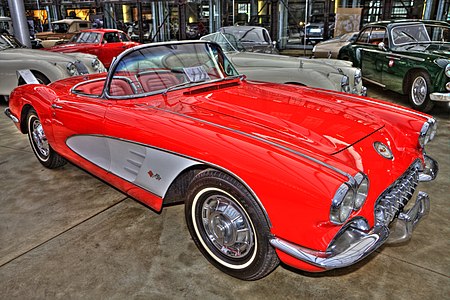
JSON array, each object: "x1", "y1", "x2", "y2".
[
  {"x1": 0, "y1": 32, "x2": 106, "y2": 102},
  {"x1": 201, "y1": 31, "x2": 366, "y2": 95}
]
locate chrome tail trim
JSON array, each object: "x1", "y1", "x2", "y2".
[{"x1": 4, "y1": 108, "x2": 19, "y2": 123}]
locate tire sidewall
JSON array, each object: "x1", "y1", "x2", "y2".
[{"x1": 190, "y1": 186, "x2": 258, "y2": 270}]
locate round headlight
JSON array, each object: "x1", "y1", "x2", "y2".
[
  {"x1": 445, "y1": 64, "x2": 450, "y2": 78},
  {"x1": 66, "y1": 63, "x2": 78, "y2": 76},
  {"x1": 354, "y1": 178, "x2": 369, "y2": 209},
  {"x1": 339, "y1": 190, "x2": 355, "y2": 222},
  {"x1": 341, "y1": 75, "x2": 350, "y2": 93},
  {"x1": 419, "y1": 119, "x2": 437, "y2": 148},
  {"x1": 91, "y1": 58, "x2": 100, "y2": 71},
  {"x1": 330, "y1": 184, "x2": 355, "y2": 224}
]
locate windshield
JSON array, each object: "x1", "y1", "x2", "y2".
[
  {"x1": 391, "y1": 23, "x2": 450, "y2": 45},
  {"x1": 0, "y1": 33, "x2": 23, "y2": 50},
  {"x1": 107, "y1": 42, "x2": 239, "y2": 98},
  {"x1": 200, "y1": 32, "x2": 246, "y2": 53},
  {"x1": 70, "y1": 32, "x2": 101, "y2": 43},
  {"x1": 220, "y1": 27, "x2": 269, "y2": 44},
  {"x1": 53, "y1": 23, "x2": 69, "y2": 33}
]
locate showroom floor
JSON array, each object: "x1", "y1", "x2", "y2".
[{"x1": 0, "y1": 84, "x2": 448, "y2": 299}]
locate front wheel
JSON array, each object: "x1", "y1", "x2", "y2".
[
  {"x1": 27, "y1": 108, "x2": 66, "y2": 169},
  {"x1": 185, "y1": 169, "x2": 279, "y2": 280},
  {"x1": 408, "y1": 71, "x2": 434, "y2": 112}
]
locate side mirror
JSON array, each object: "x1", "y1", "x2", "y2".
[{"x1": 378, "y1": 42, "x2": 387, "y2": 51}]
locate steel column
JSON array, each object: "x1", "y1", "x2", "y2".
[{"x1": 7, "y1": 0, "x2": 30, "y2": 47}]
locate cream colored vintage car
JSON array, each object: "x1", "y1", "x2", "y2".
[
  {"x1": 312, "y1": 32, "x2": 359, "y2": 58},
  {"x1": 201, "y1": 31, "x2": 366, "y2": 95},
  {"x1": 0, "y1": 32, "x2": 105, "y2": 102},
  {"x1": 36, "y1": 19, "x2": 92, "y2": 48}
]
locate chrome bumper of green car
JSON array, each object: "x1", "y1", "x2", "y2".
[{"x1": 430, "y1": 92, "x2": 450, "y2": 102}]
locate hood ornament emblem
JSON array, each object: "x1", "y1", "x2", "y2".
[{"x1": 374, "y1": 142, "x2": 393, "y2": 159}]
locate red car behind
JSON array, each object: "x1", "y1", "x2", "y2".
[{"x1": 44, "y1": 29, "x2": 140, "y2": 68}]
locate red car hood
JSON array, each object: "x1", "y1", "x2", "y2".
[{"x1": 178, "y1": 81, "x2": 383, "y2": 155}]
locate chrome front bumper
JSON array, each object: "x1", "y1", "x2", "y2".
[
  {"x1": 270, "y1": 192, "x2": 430, "y2": 269},
  {"x1": 430, "y1": 92, "x2": 450, "y2": 102},
  {"x1": 270, "y1": 157, "x2": 437, "y2": 270}
]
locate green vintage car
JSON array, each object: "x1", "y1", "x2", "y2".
[{"x1": 339, "y1": 20, "x2": 450, "y2": 112}]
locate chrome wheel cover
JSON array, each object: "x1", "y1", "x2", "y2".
[
  {"x1": 31, "y1": 118, "x2": 49, "y2": 158},
  {"x1": 201, "y1": 194, "x2": 254, "y2": 259},
  {"x1": 411, "y1": 76, "x2": 428, "y2": 106}
]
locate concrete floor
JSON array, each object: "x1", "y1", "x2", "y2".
[{"x1": 0, "y1": 84, "x2": 449, "y2": 299}]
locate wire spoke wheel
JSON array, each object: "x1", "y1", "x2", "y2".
[
  {"x1": 408, "y1": 71, "x2": 434, "y2": 112},
  {"x1": 411, "y1": 76, "x2": 427, "y2": 106}
]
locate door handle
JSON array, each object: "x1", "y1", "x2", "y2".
[{"x1": 51, "y1": 104, "x2": 63, "y2": 109}]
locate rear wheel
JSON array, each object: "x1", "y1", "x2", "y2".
[
  {"x1": 407, "y1": 71, "x2": 434, "y2": 112},
  {"x1": 27, "y1": 108, "x2": 66, "y2": 168},
  {"x1": 185, "y1": 169, "x2": 279, "y2": 280}
]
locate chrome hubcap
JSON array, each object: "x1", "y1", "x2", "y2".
[
  {"x1": 411, "y1": 76, "x2": 427, "y2": 105},
  {"x1": 31, "y1": 119, "x2": 49, "y2": 157},
  {"x1": 201, "y1": 194, "x2": 254, "y2": 258}
]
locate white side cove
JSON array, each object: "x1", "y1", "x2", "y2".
[{"x1": 66, "y1": 135, "x2": 200, "y2": 198}]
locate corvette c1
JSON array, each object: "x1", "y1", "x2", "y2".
[{"x1": 5, "y1": 41, "x2": 438, "y2": 280}]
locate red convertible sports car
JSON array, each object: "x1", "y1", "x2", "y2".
[
  {"x1": 5, "y1": 41, "x2": 438, "y2": 280},
  {"x1": 45, "y1": 29, "x2": 140, "y2": 68}
]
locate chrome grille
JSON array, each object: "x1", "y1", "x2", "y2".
[
  {"x1": 74, "y1": 61, "x2": 89, "y2": 75},
  {"x1": 375, "y1": 160, "x2": 421, "y2": 226}
]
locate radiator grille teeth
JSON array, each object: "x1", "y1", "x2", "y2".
[{"x1": 375, "y1": 160, "x2": 421, "y2": 226}]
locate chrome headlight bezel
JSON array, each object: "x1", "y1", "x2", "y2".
[
  {"x1": 330, "y1": 173, "x2": 369, "y2": 224},
  {"x1": 91, "y1": 58, "x2": 101, "y2": 71},
  {"x1": 354, "y1": 173, "x2": 369, "y2": 209},
  {"x1": 330, "y1": 183, "x2": 354, "y2": 224},
  {"x1": 66, "y1": 62, "x2": 79, "y2": 76},
  {"x1": 341, "y1": 75, "x2": 350, "y2": 93},
  {"x1": 419, "y1": 118, "x2": 437, "y2": 148},
  {"x1": 445, "y1": 63, "x2": 450, "y2": 78}
]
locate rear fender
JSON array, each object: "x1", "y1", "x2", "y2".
[{"x1": 10, "y1": 84, "x2": 59, "y2": 145}]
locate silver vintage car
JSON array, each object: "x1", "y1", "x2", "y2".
[
  {"x1": 201, "y1": 31, "x2": 366, "y2": 95},
  {"x1": 0, "y1": 32, "x2": 106, "y2": 102}
]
